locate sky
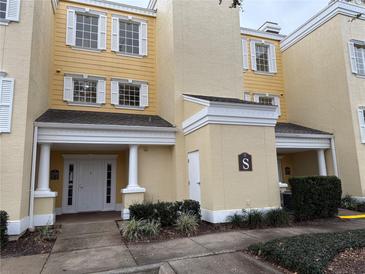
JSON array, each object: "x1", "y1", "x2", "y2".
[{"x1": 116, "y1": 0, "x2": 330, "y2": 35}]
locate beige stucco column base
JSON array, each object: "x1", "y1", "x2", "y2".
[
  {"x1": 121, "y1": 188, "x2": 145, "y2": 220},
  {"x1": 34, "y1": 192, "x2": 57, "y2": 226}
]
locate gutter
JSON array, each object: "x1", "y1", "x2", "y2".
[{"x1": 28, "y1": 126, "x2": 38, "y2": 231}]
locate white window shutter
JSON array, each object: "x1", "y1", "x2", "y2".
[
  {"x1": 253, "y1": 94, "x2": 260, "y2": 103},
  {"x1": 63, "y1": 76, "x2": 73, "y2": 102},
  {"x1": 139, "y1": 22, "x2": 148, "y2": 56},
  {"x1": 269, "y1": 44, "x2": 277, "y2": 73},
  {"x1": 111, "y1": 81, "x2": 119, "y2": 105},
  {"x1": 0, "y1": 78, "x2": 15, "y2": 133},
  {"x1": 348, "y1": 41, "x2": 358, "y2": 74},
  {"x1": 358, "y1": 108, "x2": 365, "y2": 143},
  {"x1": 243, "y1": 92, "x2": 251, "y2": 101},
  {"x1": 111, "y1": 17, "x2": 119, "y2": 52},
  {"x1": 98, "y1": 15, "x2": 107, "y2": 50},
  {"x1": 139, "y1": 84, "x2": 149, "y2": 107},
  {"x1": 242, "y1": 38, "x2": 248, "y2": 70},
  {"x1": 250, "y1": 41, "x2": 257, "y2": 71},
  {"x1": 274, "y1": 96, "x2": 281, "y2": 116},
  {"x1": 66, "y1": 9, "x2": 76, "y2": 46},
  {"x1": 6, "y1": 0, "x2": 20, "y2": 21},
  {"x1": 96, "y1": 80, "x2": 106, "y2": 104}
]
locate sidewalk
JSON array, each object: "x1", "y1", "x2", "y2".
[{"x1": 1, "y1": 218, "x2": 364, "y2": 274}]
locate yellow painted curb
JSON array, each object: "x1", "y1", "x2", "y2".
[{"x1": 338, "y1": 215, "x2": 365, "y2": 219}]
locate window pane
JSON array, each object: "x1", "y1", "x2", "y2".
[
  {"x1": 75, "y1": 13, "x2": 99, "y2": 49},
  {"x1": 259, "y1": 96, "x2": 274, "y2": 105},
  {"x1": 68, "y1": 164, "x2": 74, "y2": 206},
  {"x1": 73, "y1": 79, "x2": 98, "y2": 103},
  {"x1": 119, "y1": 20, "x2": 140, "y2": 54},
  {"x1": 118, "y1": 83, "x2": 140, "y2": 107},
  {"x1": 0, "y1": 0, "x2": 6, "y2": 19},
  {"x1": 106, "y1": 164, "x2": 112, "y2": 204},
  {"x1": 355, "y1": 44, "x2": 365, "y2": 76},
  {"x1": 255, "y1": 44, "x2": 270, "y2": 72}
]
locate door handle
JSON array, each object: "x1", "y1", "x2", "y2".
[{"x1": 197, "y1": 182, "x2": 201, "y2": 185}]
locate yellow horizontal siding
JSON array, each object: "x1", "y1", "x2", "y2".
[
  {"x1": 50, "y1": 0, "x2": 157, "y2": 115},
  {"x1": 242, "y1": 34, "x2": 288, "y2": 122}
]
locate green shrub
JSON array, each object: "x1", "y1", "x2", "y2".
[
  {"x1": 246, "y1": 210, "x2": 264, "y2": 229},
  {"x1": 249, "y1": 229, "x2": 365, "y2": 274},
  {"x1": 175, "y1": 212, "x2": 199, "y2": 236},
  {"x1": 0, "y1": 210, "x2": 9, "y2": 249},
  {"x1": 226, "y1": 213, "x2": 246, "y2": 228},
  {"x1": 121, "y1": 219, "x2": 160, "y2": 241},
  {"x1": 129, "y1": 200, "x2": 201, "y2": 227},
  {"x1": 265, "y1": 208, "x2": 289, "y2": 227},
  {"x1": 289, "y1": 176, "x2": 342, "y2": 221}
]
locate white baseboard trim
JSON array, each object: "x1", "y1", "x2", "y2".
[
  {"x1": 353, "y1": 196, "x2": 365, "y2": 202},
  {"x1": 201, "y1": 207, "x2": 280, "y2": 223},
  {"x1": 7, "y1": 216, "x2": 30, "y2": 235},
  {"x1": 33, "y1": 213, "x2": 56, "y2": 226},
  {"x1": 121, "y1": 208, "x2": 130, "y2": 220}
]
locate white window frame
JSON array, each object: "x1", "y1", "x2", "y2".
[
  {"x1": 0, "y1": 0, "x2": 20, "y2": 25},
  {"x1": 250, "y1": 39, "x2": 277, "y2": 74},
  {"x1": 63, "y1": 74, "x2": 106, "y2": 107},
  {"x1": 358, "y1": 106, "x2": 365, "y2": 144},
  {"x1": 242, "y1": 38, "x2": 248, "y2": 70},
  {"x1": 348, "y1": 40, "x2": 365, "y2": 77},
  {"x1": 111, "y1": 14, "x2": 148, "y2": 57},
  {"x1": 66, "y1": 7, "x2": 107, "y2": 51},
  {"x1": 0, "y1": 77, "x2": 15, "y2": 133},
  {"x1": 243, "y1": 91, "x2": 251, "y2": 101},
  {"x1": 110, "y1": 78, "x2": 148, "y2": 110},
  {"x1": 253, "y1": 93, "x2": 281, "y2": 116}
]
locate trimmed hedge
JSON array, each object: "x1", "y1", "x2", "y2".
[
  {"x1": 289, "y1": 176, "x2": 342, "y2": 221},
  {"x1": 0, "y1": 210, "x2": 9, "y2": 249},
  {"x1": 129, "y1": 200, "x2": 201, "y2": 227},
  {"x1": 249, "y1": 229, "x2": 365, "y2": 274}
]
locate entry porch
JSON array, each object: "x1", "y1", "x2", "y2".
[{"x1": 31, "y1": 109, "x2": 176, "y2": 227}]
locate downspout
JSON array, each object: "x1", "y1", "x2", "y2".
[
  {"x1": 29, "y1": 126, "x2": 38, "y2": 231},
  {"x1": 330, "y1": 136, "x2": 339, "y2": 177}
]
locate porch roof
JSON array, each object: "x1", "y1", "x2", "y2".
[
  {"x1": 275, "y1": 123, "x2": 331, "y2": 135},
  {"x1": 36, "y1": 109, "x2": 174, "y2": 128},
  {"x1": 183, "y1": 94, "x2": 265, "y2": 106}
]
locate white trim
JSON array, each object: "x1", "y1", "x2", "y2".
[
  {"x1": 182, "y1": 97, "x2": 278, "y2": 135},
  {"x1": 29, "y1": 126, "x2": 38, "y2": 230},
  {"x1": 34, "y1": 191, "x2": 58, "y2": 198},
  {"x1": 352, "y1": 196, "x2": 365, "y2": 202},
  {"x1": 241, "y1": 28, "x2": 286, "y2": 41},
  {"x1": 121, "y1": 187, "x2": 146, "y2": 193},
  {"x1": 331, "y1": 137, "x2": 339, "y2": 177},
  {"x1": 201, "y1": 207, "x2": 279, "y2": 224},
  {"x1": 63, "y1": 154, "x2": 118, "y2": 160},
  {"x1": 281, "y1": 1, "x2": 365, "y2": 51},
  {"x1": 147, "y1": 0, "x2": 157, "y2": 10},
  {"x1": 7, "y1": 216, "x2": 30, "y2": 236},
  {"x1": 67, "y1": 0, "x2": 156, "y2": 17},
  {"x1": 121, "y1": 208, "x2": 130, "y2": 220},
  {"x1": 276, "y1": 134, "x2": 332, "y2": 149},
  {"x1": 33, "y1": 214, "x2": 56, "y2": 227}
]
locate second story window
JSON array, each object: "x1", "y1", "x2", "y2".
[
  {"x1": 111, "y1": 79, "x2": 149, "y2": 109},
  {"x1": 63, "y1": 75, "x2": 106, "y2": 106},
  {"x1": 253, "y1": 93, "x2": 281, "y2": 116},
  {"x1": 358, "y1": 107, "x2": 365, "y2": 144},
  {"x1": 250, "y1": 40, "x2": 277, "y2": 74},
  {"x1": 75, "y1": 13, "x2": 98, "y2": 50},
  {"x1": 349, "y1": 40, "x2": 365, "y2": 76},
  {"x1": 0, "y1": 0, "x2": 20, "y2": 23},
  {"x1": 111, "y1": 15, "x2": 148, "y2": 57},
  {"x1": 66, "y1": 7, "x2": 107, "y2": 51}
]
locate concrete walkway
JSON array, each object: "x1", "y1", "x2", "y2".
[{"x1": 1, "y1": 218, "x2": 364, "y2": 274}]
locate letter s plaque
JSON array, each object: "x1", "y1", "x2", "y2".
[{"x1": 238, "y1": 153, "x2": 252, "y2": 171}]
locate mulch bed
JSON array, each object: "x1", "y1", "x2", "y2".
[
  {"x1": 326, "y1": 248, "x2": 365, "y2": 274},
  {"x1": 0, "y1": 227, "x2": 58, "y2": 258}
]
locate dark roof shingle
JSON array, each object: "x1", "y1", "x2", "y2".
[
  {"x1": 36, "y1": 109, "x2": 174, "y2": 128},
  {"x1": 275, "y1": 123, "x2": 331, "y2": 135},
  {"x1": 184, "y1": 94, "x2": 266, "y2": 105}
]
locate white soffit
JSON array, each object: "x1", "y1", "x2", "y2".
[{"x1": 275, "y1": 133, "x2": 332, "y2": 149}]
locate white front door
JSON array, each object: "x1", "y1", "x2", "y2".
[
  {"x1": 188, "y1": 151, "x2": 201, "y2": 203},
  {"x1": 62, "y1": 156, "x2": 116, "y2": 213}
]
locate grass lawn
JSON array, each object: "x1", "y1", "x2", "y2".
[{"x1": 248, "y1": 229, "x2": 365, "y2": 274}]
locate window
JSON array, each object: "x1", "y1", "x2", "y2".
[
  {"x1": 73, "y1": 79, "x2": 97, "y2": 103},
  {"x1": 63, "y1": 75, "x2": 106, "y2": 105},
  {"x1": 242, "y1": 38, "x2": 248, "y2": 70},
  {"x1": 0, "y1": 0, "x2": 6, "y2": 19},
  {"x1": 358, "y1": 107, "x2": 365, "y2": 144},
  {"x1": 349, "y1": 41, "x2": 365, "y2": 76},
  {"x1": 255, "y1": 43, "x2": 270, "y2": 72},
  {"x1": 0, "y1": 78, "x2": 15, "y2": 133},
  {"x1": 106, "y1": 164, "x2": 112, "y2": 204},
  {"x1": 111, "y1": 16, "x2": 148, "y2": 56},
  {"x1": 111, "y1": 80, "x2": 149, "y2": 109},
  {"x1": 253, "y1": 93, "x2": 281, "y2": 116},
  {"x1": 250, "y1": 40, "x2": 277, "y2": 73},
  {"x1": 75, "y1": 13, "x2": 98, "y2": 49},
  {"x1": 258, "y1": 96, "x2": 274, "y2": 105},
  {"x1": 119, "y1": 21, "x2": 140, "y2": 55},
  {"x1": 67, "y1": 164, "x2": 74, "y2": 206},
  {"x1": 66, "y1": 8, "x2": 106, "y2": 50}
]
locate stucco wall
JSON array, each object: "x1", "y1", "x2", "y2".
[
  {"x1": 185, "y1": 124, "x2": 280, "y2": 211},
  {"x1": 282, "y1": 15, "x2": 364, "y2": 196}
]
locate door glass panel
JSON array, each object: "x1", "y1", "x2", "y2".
[
  {"x1": 106, "y1": 164, "x2": 112, "y2": 204},
  {"x1": 68, "y1": 164, "x2": 74, "y2": 206}
]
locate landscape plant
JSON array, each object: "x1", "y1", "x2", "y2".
[
  {"x1": 0, "y1": 210, "x2": 9, "y2": 249},
  {"x1": 121, "y1": 219, "x2": 161, "y2": 241},
  {"x1": 265, "y1": 208, "x2": 289, "y2": 227},
  {"x1": 246, "y1": 210, "x2": 264, "y2": 229},
  {"x1": 175, "y1": 212, "x2": 199, "y2": 236},
  {"x1": 226, "y1": 213, "x2": 246, "y2": 228}
]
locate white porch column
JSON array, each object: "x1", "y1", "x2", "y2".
[
  {"x1": 317, "y1": 149, "x2": 327, "y2": 176},
  {"x1": 36, "y1": 143, "x2": 51, "y2": 192},
  {"x1": 128, "y1": 144, "x2": 139, "y2": 189}
]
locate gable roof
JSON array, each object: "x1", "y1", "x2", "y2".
[{"x1": 275, "y1": 122, "x2": 331, "y2": 135}]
